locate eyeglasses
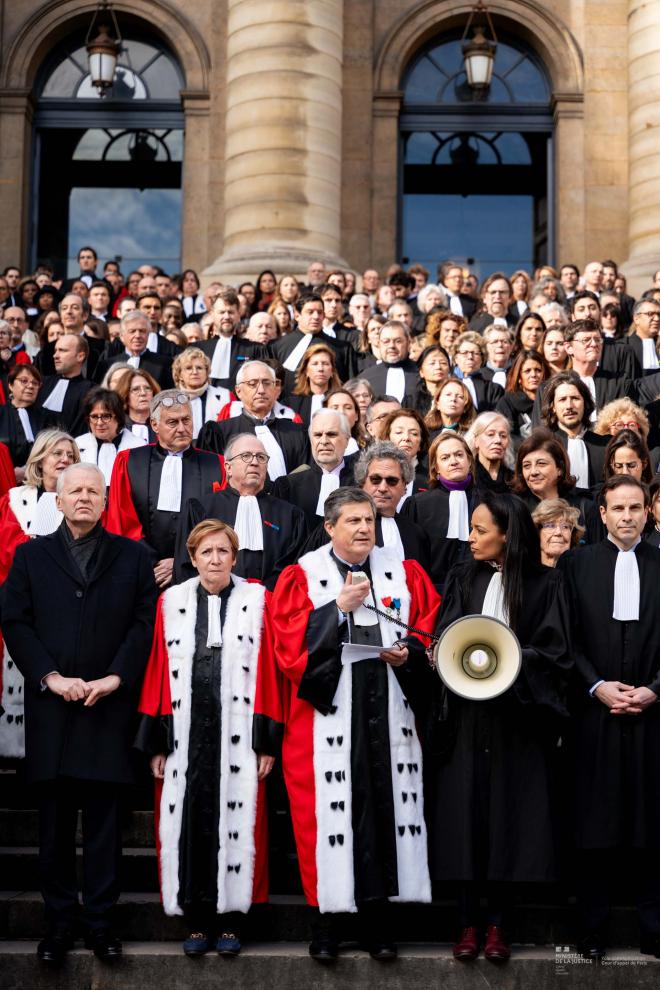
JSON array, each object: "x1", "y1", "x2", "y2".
[
  {"x1": 611, "y1": 420, "x2": 641, "y2": 432},
  {"x1": 637, "y1": 311, "x2": 660, "y2": 318},
  {"x1": 540, "y1": 522, "x2": 572, "y2": 532},
  {"x1": 13, "y1": 377, "x2": 38, "y2": 386},
  {"x1": 89, "y1": 413, "x2": 115, "y2": 423},
  {"x1": 367, "y1": 474, "x2": 402, "y2": 486},
  {"x1": 5, "y1": 317, "x2": 24, "y2": 324},
  {"x1": 130, "y1": 384, "x2": 153, "y2": 394},
  {"x1": 572, "y1": 335, "x2": 602, "y2": 345},
  {"x1": 457, "y1": 349, "x2": 481, "y2": 358},
  {"x1": 226, "y1": 452, "x2": 270, "y2": 465},
  {"x1": 239, "y1": 379, "x2": 276, "y2": 390}
]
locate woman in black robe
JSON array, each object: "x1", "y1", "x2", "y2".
[
  {"x1": 0, "y1": 363, "x2": 51, "y2": 470},
  {"x1": 427, "y1": 491, "x2": 571, "y2": 962}
]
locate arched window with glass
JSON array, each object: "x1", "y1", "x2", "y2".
[
  {"x1": 400, "y1": 32, "x2": 554, "y2": 278},
  {"x1": 32, "y1": 32, "x2": 185, "y2": 276}
]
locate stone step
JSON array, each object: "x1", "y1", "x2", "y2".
[
  {"x1": 0, "y1": 891, "x2": 645, "y2": 947},
  {"x1": 0, "y1": 847, "x2": 159, "y2": 893},
  {"x1": 1, "y1": 941, "x2": 659, "y2": 990}
]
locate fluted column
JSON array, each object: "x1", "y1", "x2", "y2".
[
  {"x1": 204, "y1": 0, "x2": 348, "y2": 284},
  {"x1": 623, "y1": 0, "x2": 660, "y2": 292}
]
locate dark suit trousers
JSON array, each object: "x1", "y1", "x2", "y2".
[
  {"x1": 577, "y1": 849, "x2": 660, "y2": 936},
  {"x1": 38, "y1": 777, "x2": 122, "y2": 933}
]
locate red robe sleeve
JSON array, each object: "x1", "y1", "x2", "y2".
[
  {"x1": 15, "y1": 351, "x2": 31, "y2": 366},
  {"x1": 134, "y1": 596, "x2": 173, "y2": 757},
  {"x1": 403, "y1": 558, "x2": 442, "y2": 647},
  {"x1": 217, "y1": 401, "x2": 232, "y2": 421},
  {"x1": 253, "y1": 589, "x2": 285, "y2": 756},
  {"x1": 105, "y1": 448, "x2": 144, "y2": 541},
  {"x1": 0, "y1": 445, "x2": 16, "y2": 499},
  {"x1": 0, "y1": 494, "x2": 29, "y2": 584},
  {"x1": 270, "y1": 564, "x2": 315, "y2": 689}
]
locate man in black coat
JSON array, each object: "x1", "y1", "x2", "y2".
[
  {"x1": 269, "y1": 292, "x2": 356, "y2": 388},
  {"x1": 539, "y1": 371, "x2": 609, "y2": 490},
  {"x1": 558, "y1": 476, "x2": 660, "y2": 960},
  {"x1": 94, "y1": 311, "x2": 174, "y2": 388},
  {"x1": 272, "y1": 408, "x2": 357, "y2": 527},
  {"x1": 361, "y1": 321, "x2": 421, "y2": 408},
  {"x1": 198, "y1": 287, "x2": 266, "y2": 389},
  {"x1": 199, "y1": 360, "x2": 309, "y2": 481},
  {"x1": 1, "y1": 463, "x2": 158, "y2": 964},
  {"x1": 36, "y1": 333, "x2": 94, "y2": 436}
]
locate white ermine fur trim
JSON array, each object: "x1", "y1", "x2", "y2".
[
  {"x1": 298, "y1": 544, "x2": 431, "y2": 912},
  {"x1": 76, "y1": 429, "x2": 141, "y2": 464},
  {"x1": 0, "y1": 638, "x2": 24, "y2": 757},
  {"x1": 158, "y1": 576, "x2": 265, "y2": 916},
  {"x1": 204, "y1": 386, "x2": 231, "y2": 422}
]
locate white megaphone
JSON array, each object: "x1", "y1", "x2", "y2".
[{"x1": 433, "y1": 614, "x2": 522, "y2": 701}]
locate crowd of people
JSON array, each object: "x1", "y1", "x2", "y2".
[{"x1": 2, "y1": 248, "x2": 660, "y2": 968}]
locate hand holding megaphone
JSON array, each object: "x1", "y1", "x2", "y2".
[{"x1": 434, "y1": 614, "x2": 522, "y2": 701}]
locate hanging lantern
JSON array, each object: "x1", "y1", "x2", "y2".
[
  {"x1": 462, "y1": 2, "x2": 498, "y2": 92},
  {"x1": 85, "y1": 1, "x2": 122, "y2": 97}
]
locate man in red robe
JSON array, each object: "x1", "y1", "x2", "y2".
[{"x1": 270, "y1": 487, "x2": 440, "y2": 962}]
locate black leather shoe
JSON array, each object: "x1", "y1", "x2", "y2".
[
  {"x1": 37, "y1": 932, "x2": 74, "y2": 965},
  {"x1": 577, "y1": 932, "x2": 606, "y2": 960},
  {"x1": 309, "y1": 937, "x2": 339, "y2": 963},
  {"x1": 639, "y1": 931, "x2": 660, "y2": 957},
  {"x1": 85, "y1": 929, "x2": 123, "y2": 961},
  {"x1": 366, "y1": 940, "x2": 397, "y2": 961}
]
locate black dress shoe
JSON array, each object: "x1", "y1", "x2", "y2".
[
  {"x1": 309, "y1": 937, "x2": 339, "y2": 963},
  {"x1": 365, "y1": 941, "x2": 397, "y2": 961},
  {"x1": 85, "y1": 930, "x2": 123, "y2": 961},
  {"x1": 639, "y1": 931, "x2": 660, "y2": 957},
  {"x1": 37, "y1": 932, "x2": 74, "y2": 965},
  {"x1": 577, "y1": 932, "x2": 606, "y2": 960}
]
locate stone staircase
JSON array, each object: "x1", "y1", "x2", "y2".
[{"x1": 2, "y1": 759, "x2": 658, "y2": 987}]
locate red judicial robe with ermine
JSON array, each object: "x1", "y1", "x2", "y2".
[
  {"x1": 271, "y1": 544, "x2": 441, "y2": 913},
  {"x1": 137, "y1": 576, "x2": 283, "y2": 915}
]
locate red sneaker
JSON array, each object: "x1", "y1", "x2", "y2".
[
  {"x1": 484, "y1": 924, "x2": 511, "y2": 962},
  {"x1": 453, "y1": 926, "x2": 479, "y2": 961}
]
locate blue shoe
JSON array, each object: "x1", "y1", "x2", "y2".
[
  {"x1": 183, "y1": 932, "x2": 212, "y2": 957},
  {"x1": 216, "y1": 932, "x2": 242, "y2": 956}
]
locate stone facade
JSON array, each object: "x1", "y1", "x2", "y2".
[{"x1": 0, "y1": 0, "x2": 657, "y2": 291}]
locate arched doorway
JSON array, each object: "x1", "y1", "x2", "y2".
[
  {"x1": 32, "y1": 31, "x2": 185, "y2": 276},
  {"x1": 399, "y1": 31, "x2": 553, "y2": 277}
]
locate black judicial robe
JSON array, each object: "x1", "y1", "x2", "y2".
[
  {"x1": 557, "y1": 541, "x2": 660, "y2": 849},
  {"x1": 495, "y1": 390, "x2": 534, "y2": 441},
  {"x1": 105, "y1": 444, "x2": 224, "y2": 563},
  {"x1": 361, "y1": 359, "x2": 421, "y2": 409},
  {"x1": 271, "y1": 456, "x2": 358, "y2": 528},
  {"x1": 299, "y1": 512, "x2": 431, "y2": 573},
  {"x1": 0, "y1": 403, "x2": 53, "y2": 465},
  {"x1": 285, "y1": 393, "x2": 327, "y2": 428},
  {"x1": 474, "y1": 460, "x2": 513, "y2": 494},
  {"x1": 427, "y1": 560, "x2": 572, "y2": 884},
  {"x1": 199, "y1": 336, "x2": 267, "y2": 389},
  {"x1": 519, "y1": 488, "x2": 600, "y2": 544},
  {"x1": 633, "y1": 368, "x2": 660, "y2": 407},
  {"x1": 35, "y1": 336, "x2": 105, "y2": 380},
  {"x1": 198, "y1": 412, "x2": 310, "y2": 473},
  {"x1": 94, "y1": 351, "x2": 174, "y2": 389},
  {"x1": 460, "y1": 370, "x2": 504, "y2": 413},
  {"x1": 400, "y1": 482, "x2": 480, "y2": 591},
  {"x1": 173, "y1": 486, "x2": 308, "y2": 589},
  {"x1": 600, "y1": 338, "x2": 638, "y2": 378},
  {"x1": 35, "y1": 374, "x2": 94, "y2": 436},
  {"x1": 553, "y1": 428, "x2": 609, "y2": 490},
  {"x1": 269, "y1": 330, "x2": 356, "y2": 388},
  {"x1": 104, "y1": 333, "x2": 180, "y2": 360}
]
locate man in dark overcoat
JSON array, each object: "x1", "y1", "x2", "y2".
[{"x1": 1, "y1": 462, "x2": 157, "y2": 964}]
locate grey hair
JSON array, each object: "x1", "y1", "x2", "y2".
[
  {"x1": 248, "y1": 312, "x2": 275, "y2": 328},
  {"x1": 464, "y1": 411, "x2": 515, "y2": 470},
  {"x1": 101, "y1": 361, "x2": 132, "y2": 389},
  {"x1": 309, "y1": 407, "x2": 350, "y2": 438},
  {"x1": 324, "y1": 486, "x2": 376, "y2": 526},
  {"x1": 354, "y1": 441, "x2": 413, "y2": 486},
  {"x1": 379, "y1": 318, "x2": 411, "y2": 340},
  {"x1": 224, "y1": 431, "x2": 267, "y2": 461},
  {"x1": 417, "y1": 283, "x2": 447, "y2": 314},
  {"x1": 364, "y1": 396, "x2": 400, "y2": 424},
  {"x1": 121, "y1": 309, "x2": 151, "y2": 334},
  {"x1": 538, "y1": 301, "x2": 568, "y2": 325},
  {"x1": 0, "y1": 319, "x2": 10, "y2": 335},
  {"x1": 235, "y1": 360, "x2": 276, "y2": 386},
  {"x1": 149, "y1": 388, "x2": 190, "y2": 422},
  {"x1": 56, "y1": 462, "x2": 106, "y2": 495},
  {"x1": 482, "y1": 324, "x2": 514, "y2": 344}
]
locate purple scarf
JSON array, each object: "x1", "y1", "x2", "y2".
[{"x1": 437, "y1": 473, "x2": 473, "y2": 491}]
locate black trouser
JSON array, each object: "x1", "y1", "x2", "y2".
[
  {"x1": 310, "y1": 899, "x2": 393, "y2": 943},
  {"x1": 38, "y1": 777, "x2": 122, "y2": 934},
  {"x1": 577, "y1": 849, "x2": 660, "y2": 937},
  {"x1": 458, "y1": 881, "x2": 512, "y2": 928}
]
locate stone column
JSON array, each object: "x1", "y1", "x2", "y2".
[
  {"x1": 203, "y1": 0, "x2": 349, "y2": 285},
  {"x1": 623, "y1": 0, "x2": 660, "y2": 293}
]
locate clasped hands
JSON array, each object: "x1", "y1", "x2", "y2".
[
  {"x1": 594, "y1": 680, "x2": 657, "y2": 715},
  {"x1": 44, "y1": 672, "x2": 121, "y2": 707},
  {"x1": 336, "y1": 572, "x2": 408, "y2": 668}
]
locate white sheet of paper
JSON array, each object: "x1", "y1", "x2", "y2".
[{"x1": 341, "y1": 643, "x2": 383, "y2": 665}]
